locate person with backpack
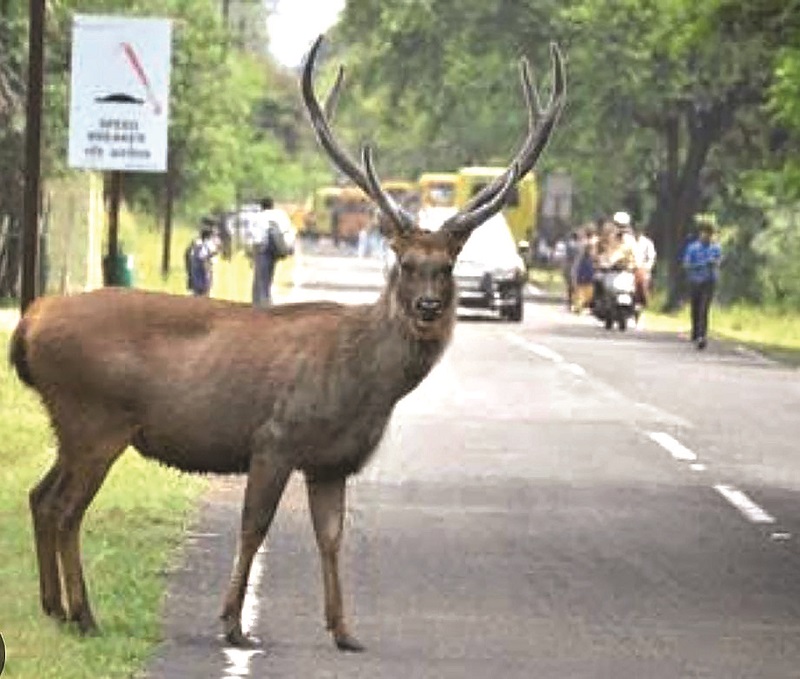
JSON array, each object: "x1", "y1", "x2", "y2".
[
  {"x1": 185, "y1": 224, "x2": 217, "y2": 297},
  {"x1": 249, "y1": 196, "x2": 294, "y2": 307}
]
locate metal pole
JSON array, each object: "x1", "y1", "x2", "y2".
[
  {"x1": 105, "y1": 171, "x2": 122, "y2": 285},
  {"x1": 21, "y1": 0, "x2": 45, "y2": 312},
  {"x1": 161, "y1": 159, "x2": 174, "y2": 277}
]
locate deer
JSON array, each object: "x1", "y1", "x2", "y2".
[{"x1": 9, "y1": 34, "x2": 565, "y2": 652}]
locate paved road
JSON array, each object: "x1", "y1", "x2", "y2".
[{"x1": 146, "y1": 248, "x2": 800, "y2": 678}]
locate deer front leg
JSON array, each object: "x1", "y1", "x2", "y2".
[
  {"x1": 306, "y1": 474, "x2": 364, "y2": 652},
  {"x1": 221, "y1": 454, "x2": 291, "y2": 647}
]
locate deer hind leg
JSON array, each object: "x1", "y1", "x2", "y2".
[
  {"x1": 221, "y1": 454, "x2": 292, "y2": 647},
  {"x1": 306, "y1": 475, "x2": 364, "y2": 652},
  {"x1": 29, "y1": 459, "x2": 67, "y2": 620},
  {"x1": 56, "y1": 451, "x2": 126, "y2": 633},
  {"x1": 50, "y1": 418, "x2": 131, "y2": 634}
]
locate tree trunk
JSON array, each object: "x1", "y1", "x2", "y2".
[
  {"x1": 656, "y1": 110, "x2": 717, "y2": 311},
  {"x1": 161, "y1": 157, "x2": 175, "y2": 278}
]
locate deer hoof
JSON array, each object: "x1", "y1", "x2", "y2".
[
  {"x1": 70, "y1": 609, "x2": 99, "y2": 635},
  {"x1": 42, "y1": 599, "x2": 67, "y2": 622},
  {"x1": 224, "y1": 626, "x2": 262, "y2": 649},
  {"x1": 334, "y1": 633, "x2": 365, "y2": 653}
]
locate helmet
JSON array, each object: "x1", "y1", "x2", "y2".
[{"x1": 612, "y1": 211, "x2": 631, "y2": 227}]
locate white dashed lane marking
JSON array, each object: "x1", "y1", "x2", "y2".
[
  {"x1": 713, "y1": 484, "x2": 777, "y2": 525},
  {"x1": 647, "y1": 432, "x2": 698, "y2": 461},
  {"x1": 503, "y1": 332, "x2": 787, "y2": 535}
]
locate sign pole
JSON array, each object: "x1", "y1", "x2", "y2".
[
  {"x1": 105, "y1": 171, "x2": 122, "y2": 285},
  {"x1": 161, "y1": 157, "x2": 174, "y2": 277},
  {"x1": 21, "y1": 0, "x2": 45, "y2": 312}
]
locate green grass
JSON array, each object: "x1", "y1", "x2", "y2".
[
  {"x1": 0, "y1": 213, "x2": 302, "y2": 678},
  {"x1": 644, "y1": 299, "x2": 800, "y2": 364},
  {"x1": 0, "y1": 330, "x2": 208, "y2": 679},
  {"x1": 528, "y1": 265, "x2": 800, "y2": 363},
  {"x1": 118, "y1": 209, "x2": 295, "y2": 300},
  {"x1": 0, "y1": 214, "x2": 300, "y2": 678},
  {"x1": 527, "y1": 265, "x2": 566, "y2": 295}
]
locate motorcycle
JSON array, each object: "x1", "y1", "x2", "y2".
[{"x1": 592, "y1": 266, "x2": 638, "y2": 331}]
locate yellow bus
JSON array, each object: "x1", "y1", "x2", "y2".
[
  {"x1": 302, "y1": 186, "x2": 342, "y2": 239},
  {"x1": 418, "y1": 172, "x2": 457, "y2": 209},
  {"x1": 454, "y1": 166, "x2": 539, "y2": 247},
  {"x1": 335, "y1": 186, "x2": 372, "y2": 244},
  {"x1": 382, "y1": 179, "x2": 419, "y2": 212}
]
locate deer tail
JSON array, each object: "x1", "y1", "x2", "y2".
[{"x1": 9, "y1": 315, "x2": 35, "y2": 387}]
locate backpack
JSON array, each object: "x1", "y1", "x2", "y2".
[{"x1": 267, "y1": 221, "x2": 293, "y2": 260}]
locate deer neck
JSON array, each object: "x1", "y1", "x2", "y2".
[{"x1": 364, "y1": 270, "x2": 455, "y2": 399}]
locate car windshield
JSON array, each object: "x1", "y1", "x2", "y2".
[
  {"x1": 419, "y1": 208, "x2": 522, "y2": 269},
  {"x1": 457, "y1": 213, "x2": 521, "y2": 268}
]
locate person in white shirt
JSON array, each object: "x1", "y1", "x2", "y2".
[
  {"x1": 249, "y1": 196, "x2": 277, "y2": 307},
  {"x1": 632, "y1": 224, "x2": 656, "y2": 309}
]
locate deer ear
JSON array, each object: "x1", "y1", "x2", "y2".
[
  {"x1": 446, "y1": 231, "x2": 467, "y2": 258},
  {"x1": 389, "y1": 231, "x2": 414, "y2": 254}
]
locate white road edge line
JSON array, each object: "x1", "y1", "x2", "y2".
[
  {"x1": 713, "y1": 484, "x2": 776, "y2": 524},
  {"x1": 222, "y1": 545, "x2": 266, "y2": 677},
  {"x1": 566, "y1": 363, "x2": 587, "y2": 376},
  {"x1": 647, "y1": 432, "x2": 698, "y2": 462},
  {"x1": 503, "y1": 332, "x2": 566, "y2": 364}
]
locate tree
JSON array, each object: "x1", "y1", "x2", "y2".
[{"x1": 0, "y1": 3, "x2": 27, "y2": 296}]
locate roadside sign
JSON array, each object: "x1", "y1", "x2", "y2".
[
  {"x1": 542, "y1": 170, "x2": 573, "y2": 220},
  {"x1": 68, "y1": 15, "x2": 172, "y2": 172}
]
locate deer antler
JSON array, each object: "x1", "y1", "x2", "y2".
[
  {"x1": 441, "y1": 43, "x2": 567, "y2": 238},
  {"x1": 301, "y1": 35, "x2": 415, "y2": 234}
]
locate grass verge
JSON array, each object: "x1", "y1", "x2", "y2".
[
  {"x1": 118, "y1": 210, "x2": 295, "y2": 300},
  {"x1": 528, "y1": 262, "x2": 800, "y2": 364},
  {"x1": 0, "y1": 330, "x2": 207, "y2": 679},
  {"x1": 527, "y1": 265, "x2": 565, "y2": 295},
  {"x1": 643, "y1": 300, "x2": 800, "y2": 365},
  {"x1": 0, "y1": 212, "x2": 299, "y2": 678}
]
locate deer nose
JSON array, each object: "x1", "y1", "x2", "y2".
[{"x1": 415, "y1": 297, "x2": 443, "y2": 320}]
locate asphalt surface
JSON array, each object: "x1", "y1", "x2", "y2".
[{"x1": 145, "y1": 244, "x2": 800, "y2": 678}]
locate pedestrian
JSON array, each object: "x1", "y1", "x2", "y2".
[
  {"x1": 562, "y1": 230, "x2": 581, "y2": 310},
  {"x1": 570, "y1": 227, "x2": 595, "y2": 313},
  {"x1": 682, "y1": 221, "x2": 722, "y2": 350},
  {"x1": 249, "y1": 196, "x2": 278, "y2": 307},
  {"x1": 185, "y1": 223, "x2": 217, "y2": 297},
  {"x1": 632, "y1": 223, "x2": 657, "y2": 326},
  {"x1": 673, "y1": 227, "x2": 699, "y2": 308}
]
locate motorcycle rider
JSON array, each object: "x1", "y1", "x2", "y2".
[{"x1": 592, "y1": 212, "x2": 636, "y2": 307}]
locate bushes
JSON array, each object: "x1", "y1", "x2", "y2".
[{"x1": 751, "y1": 204, "x2": 800, "y2": 307}]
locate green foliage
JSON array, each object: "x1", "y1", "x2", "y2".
[
  {"x1": 5, "y1": 0, "x2": 800, "y2": 307},
  {"x1": 24, "y1": 0, "x2": 334, "y2": 222},
  {"x1": 751, "y1": 202, "x2": 800, "y2": 306},
  {"x1": 333, "y1": 0, "x2": 800, "y2": 308},
  {"x1": 0, "y1": 328, "x2": 207, "y2": 679}
]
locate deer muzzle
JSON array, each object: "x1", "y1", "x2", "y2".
[{"x1": 414, "y1": 296, "x2": 444, "y2": 321}]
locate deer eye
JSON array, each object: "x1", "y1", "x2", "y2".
[{"x1": 401, "y1": 261, "x2": 415, "y2": 275}]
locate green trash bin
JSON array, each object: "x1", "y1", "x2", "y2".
[{"x1": 102, "y1": 252, "x2": 135, "y2": 287}]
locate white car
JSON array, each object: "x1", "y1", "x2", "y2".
[{"x1": 387, "y1": 209, "x2": 527, "y2": 322}]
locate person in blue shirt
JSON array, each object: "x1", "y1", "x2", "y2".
[{"x1": 682, "y1": 222, "x2": 722, "y2": 349}]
